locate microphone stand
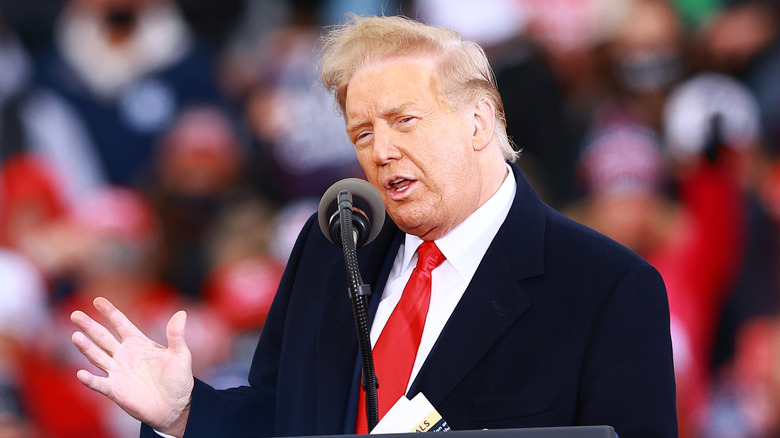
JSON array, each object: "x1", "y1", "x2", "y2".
[{"x1": 337, "y1": 190, "x2": 379, "y2": 432}]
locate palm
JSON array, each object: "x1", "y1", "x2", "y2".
[{"x1": 71, "y1": 297, "x2": 194, "y2": 434}]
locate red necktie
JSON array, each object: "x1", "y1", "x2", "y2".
[{"x1": 356, "y1": 241, "x2": 446, "y2": 434}]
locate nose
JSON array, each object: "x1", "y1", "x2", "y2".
[{"x1": 370, "y1": 124, "x2": 402, "y2": 166}]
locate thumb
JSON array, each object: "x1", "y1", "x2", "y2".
[{"x1": 166, "y1": 310, "x2": 189, "y2": 354}]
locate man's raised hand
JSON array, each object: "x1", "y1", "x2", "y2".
[{"x1": 71, "y1": 297, "x2": 194, "y2": 437}]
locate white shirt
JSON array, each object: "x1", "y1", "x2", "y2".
[{"x1": 370, "y1": 165, "x2": 516, "y2": 392}]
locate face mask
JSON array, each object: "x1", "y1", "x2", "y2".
[
  {"x1": 104, "y1": 7, "x2": 138, "y2": 33},
  {"x1": 613, "y1": 47, "x2": 683, "y2": 93}
]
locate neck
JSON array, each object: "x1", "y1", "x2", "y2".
[{"x1": 476, "y1": 150, "x2": 511, "y2": 212}]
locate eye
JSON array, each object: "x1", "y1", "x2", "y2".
[
  {"x1": 354, "y1": 131, "x2": 373, "y2": 146},
  {"x1": 395, "y1": 116, "x2": 418, "y2": 131}
]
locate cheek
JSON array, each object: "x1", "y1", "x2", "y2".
[
  {"x1": 432, "y1": 146, "x2": 471, "y2": 184},
  {"x1": 355, "y1": 149, "x2": 374, "y2": 172}
]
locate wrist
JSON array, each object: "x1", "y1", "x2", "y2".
[{"x1": 156, "y1": 395, "x2": 192, "y2": 438}]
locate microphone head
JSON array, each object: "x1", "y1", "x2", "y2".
[{"x1": 318, "y1": 178, "x2": 385, "y2": 248}]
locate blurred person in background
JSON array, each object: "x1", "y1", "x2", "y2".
[
  {"x1": 34, "y1": 0, "x2": 230, "y2": 188},
  {"x1": 0, "y1": 5, "x2": 105, "y2": 210},
  {"x1": 147, "y1": 104, "x2": 274, "y2": 300},
  {"x1": 589, "y1": 0, "x2": 689, "y2": 133},
  {"x1": 665, "y1": 72, "x2": 768, "y2": 398},
  {"x1": 515, "y1": 0, "x2": 620, "y2": 100},
  {"x1": 564, "y1": 121, "x2": 671, "y2": 258},
  {"x1": 694, "y1": 1, "x2": 780, "y2": 157},
  {"x1": 694, "y1": 0, "x2": 779, "y2": 80}
]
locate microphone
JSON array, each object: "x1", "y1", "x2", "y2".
[
  {"x1": 318, "y1": 178, "x2": 385, "y2": 249},
  {"x1": 318, "y1": 178, "x2": 385, "y2": 430}
]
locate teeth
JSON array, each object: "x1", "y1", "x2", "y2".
[{"x1": 390, "y1": 178, "x2": 410, "y2": 192}]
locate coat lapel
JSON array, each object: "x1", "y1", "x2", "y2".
[{"x1": 409, "y1": 166, "x2": 548, "y2": 407}]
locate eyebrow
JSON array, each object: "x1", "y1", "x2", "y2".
[
  {"x1": 346, "y1": 102, "x2": 416, "y2": 135},
  {"x1": 346, "y1": 120, "x2": 371, "y2": 136}
]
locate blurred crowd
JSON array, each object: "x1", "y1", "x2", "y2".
[{"x1": 1, "y1": 0, "x2": 779, "y2": 436}]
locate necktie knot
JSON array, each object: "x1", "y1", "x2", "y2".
[{"x1": 416, "y1": 241, "x2": 445, "y2": 273}]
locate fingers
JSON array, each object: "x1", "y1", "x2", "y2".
[
  {"x1": 71, "y1": 310, "x2": 121, "y2": 355},
  {"x1": 72, "y1": 330, "x2": 113, "y2": 371},
  {"x1": 166, "y1": 310, "x2": 189, "y2": 355},
  {"x1": 92, "y1": 297, "x2": 145, "y2": 341},
  {"x1": 76, "y1": 369, "x2": 111, "y2": 397}
]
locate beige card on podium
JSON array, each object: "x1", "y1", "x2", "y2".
[{"x1": 371, "y1": 393, "x2": 451, "y2": 434}]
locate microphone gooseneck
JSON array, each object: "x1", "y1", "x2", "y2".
[{"x1": 318, "y1": 178, "x2": 384, "y2": 432}]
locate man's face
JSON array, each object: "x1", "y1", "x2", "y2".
[{"x1": 345, "y1": 56, "x2": 482, "y2": 240}]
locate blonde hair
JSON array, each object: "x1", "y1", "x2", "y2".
[{"x1": 320, "y1": 14, "x2": 519, "y2": 162}]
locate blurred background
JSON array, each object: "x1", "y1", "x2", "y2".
[{"x1": 0, "y1": 0, "x2": 779, "y2": 436}]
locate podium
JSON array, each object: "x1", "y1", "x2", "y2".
[{"x1": 304, "y1": 427, "x2": 616, "y2": 438}]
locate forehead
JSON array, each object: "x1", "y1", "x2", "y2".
[
  {"x1": 345, "y1": 57, "x2": 445, "y2": 120},
  {"x1": 614, "y1": 1, "x2": 680, "y2": 48}
]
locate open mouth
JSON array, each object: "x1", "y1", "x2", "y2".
[{"x1": 389, "y1": 177, "x2": 412, "y2": 192}]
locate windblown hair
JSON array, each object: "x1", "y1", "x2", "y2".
[{"x1": 319, "y1": 14, "x2": 519, "y2": 162}]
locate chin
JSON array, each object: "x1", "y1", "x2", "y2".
[
  {"x1": 390, "y1": 216, "x2": 424, "y2": 237},
  {"x1": 390, "y1": 202, "x2": 442, "y2": 234}
]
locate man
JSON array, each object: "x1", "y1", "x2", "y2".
[{"x1": 70, "y1": 15, "x2": 677, "y2": 438}]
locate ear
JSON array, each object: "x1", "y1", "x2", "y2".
[{"x1": 472, "y1": 98, "x2": 496, "y2": 152}]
